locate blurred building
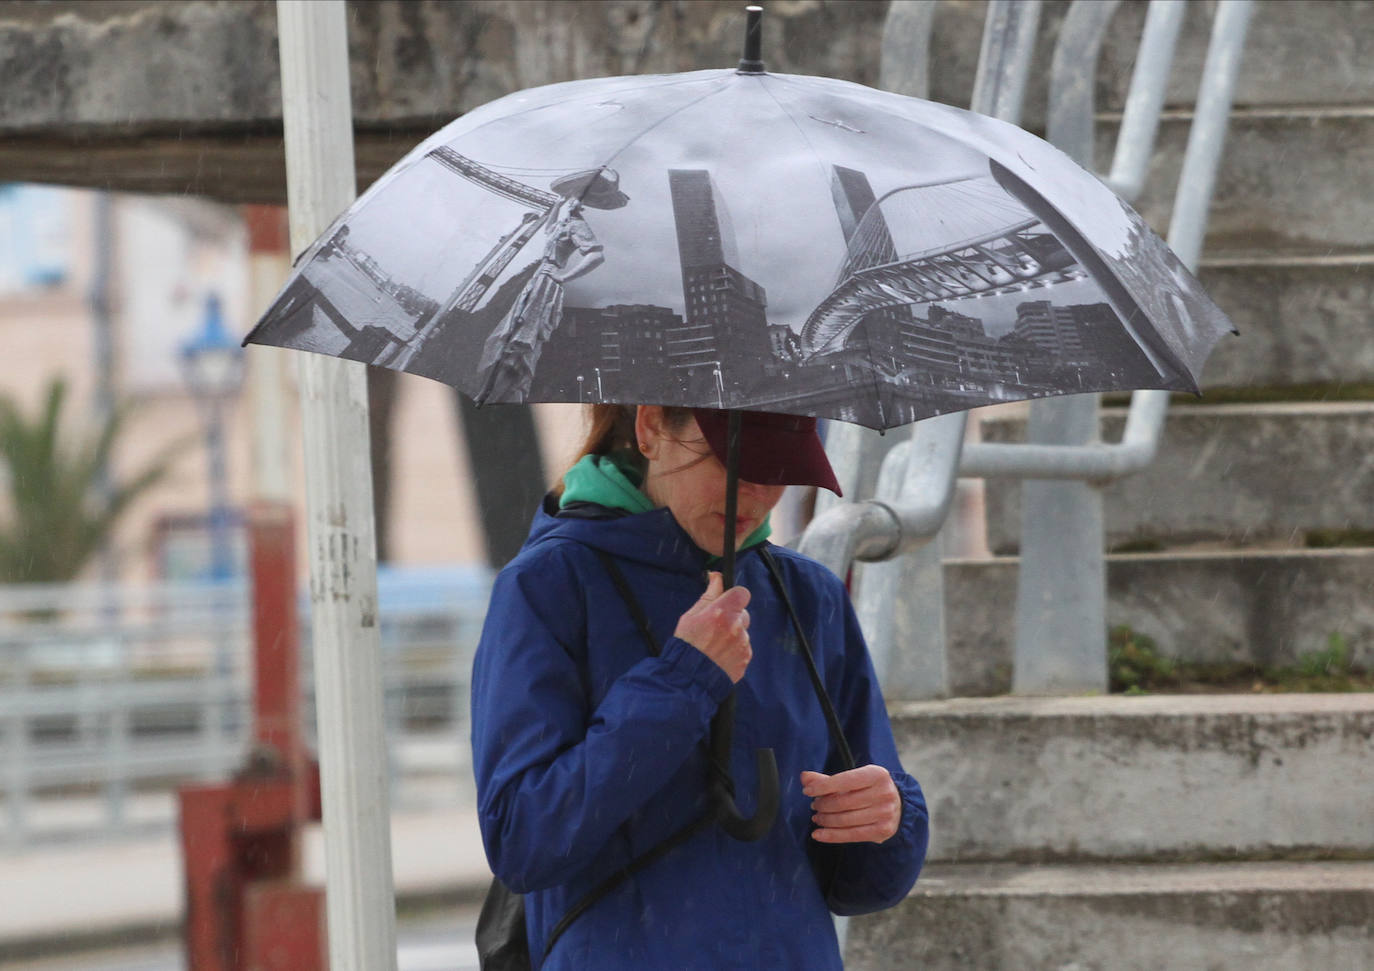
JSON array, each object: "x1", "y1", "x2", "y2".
[
  {"x1": 0, "y1": 186, "x2": 252, "y2": 583},
  {"x1": 0, "y1": 184, "x2": 584, "y2": 585}
]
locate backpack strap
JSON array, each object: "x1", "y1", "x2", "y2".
[
  {"x1": 758, "y1": 547, "x2": 856, "y2": 772},
  {"x1": 544, "y1": 813, "x2": 715, "y2": 959},
  {"x1": 593, "y1": 550, "x2": 661, "y2": 657},
  {"x1": 758, "y1": 547, "x2": 858, "y2": 907},
  {"x1": 542, "y1": 551, "x2": 703, "y2": 962}
]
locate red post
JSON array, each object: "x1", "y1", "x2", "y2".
[
  {"x1": 179, "y1": 499, "x2": 326, "y2": 970},
  {"x1": 243, "y1": 204, "x2": 291, "y2": 261},
  {"x1": 244, "y1": 881, "x2": 328, "y2": 971},
  {"x1": 248, "y1": 500, "x2": 309, "y2": 821},
  {"x1": 179, "y1": 785, "x2": 242, "y2": 971}
]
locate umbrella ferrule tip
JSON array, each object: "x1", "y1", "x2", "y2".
[{"x1": 738, "y1": 5, "x2": 765, "y2": 74}]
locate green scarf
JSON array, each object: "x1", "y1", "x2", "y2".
[{"x1": 560, "y1": 451, "x2": 771, "y2": 552}]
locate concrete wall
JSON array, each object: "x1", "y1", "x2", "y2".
[
  {"x1": 7, "y1": 1, "x2": 1371, "y2": 205},
  {"x1": 0, "y1": 0, "x2": 894, "y2": 202}
]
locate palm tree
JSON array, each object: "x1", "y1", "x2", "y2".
[{"x1": 0, "y1": 377, "x2": 185, "y2": 583}]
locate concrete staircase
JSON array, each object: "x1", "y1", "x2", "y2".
[
  {"x1": 849, "y1": 860, "x2": 1374, "y2": 971},
  {"x1": 849, "y1": 2, "x2": 1374, "y2": 967},
  {"x1": 849, "y1": 695, "x2": 1374, "y2": 970},
  {"x1": 943, "y1": 547, "x2": 1373, "y2": 697}
]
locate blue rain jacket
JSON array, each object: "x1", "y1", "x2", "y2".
[{"x1": 471, "y1": 499, "x2": 928, "y2": 969}]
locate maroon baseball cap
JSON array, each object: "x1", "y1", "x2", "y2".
[{"x1": 691, "y1": 409, "x2": 842, "y2": 496}]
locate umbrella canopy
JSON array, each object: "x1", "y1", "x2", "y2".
[
  {"x1": 244, "y1": 69, "x2": 1232, "y2": 431},
  {"x1": 245, "y1": 16, "x2": 1234, "y2": 845}
]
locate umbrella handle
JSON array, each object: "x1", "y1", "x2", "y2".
[
  {"x1": 709, "y1": 692, "x2": 781, "y2": 842},
  {"x1": 715, "y1": 746, "x2": 781, "y2": 843},
  {"x1": 710, "y1": 412, "x2": 780, "y2": 841}
]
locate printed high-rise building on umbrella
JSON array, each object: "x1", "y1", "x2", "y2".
[
  {"x1": 538, "y1": 303, "x2": 683, "y2": 399},
  {"x1": 829, "y1": 165, "x2": 909, "y2": 371},
  {"x1": 826, "y1": 167, "x2": 987, "y2": 383},
  {"x1": 667, "y1": 170, "x2": 770, "y2": 394}
]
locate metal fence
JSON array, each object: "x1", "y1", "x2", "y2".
[{"x1": 0, "y1": 570, "x2": 491, "y2": 848}]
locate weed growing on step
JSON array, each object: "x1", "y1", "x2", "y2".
[
  {"x1": 1277, "y1": 633, "x2": 1366, "y2": 691},
  {"x1": 1107, "y1": 537, "x2": 1166, "y2": 554},
  {"x1": 1305, "y1": 527, "x2": 1374, "y2": 548},
  {"x1": 1108, "y1": 627, "x2": 1177, "y2": 691},
  {"x1": 1107, "y1": 627, "x2": 1373, "y2": 694}
]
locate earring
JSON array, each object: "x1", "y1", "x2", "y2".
[{"x1": 639, "y1": 443, "x2": 651, "y2": 454}]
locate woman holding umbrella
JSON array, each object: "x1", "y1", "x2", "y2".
[{"x1": 471, "y1": 404, "x2": 928, "y2": 969}]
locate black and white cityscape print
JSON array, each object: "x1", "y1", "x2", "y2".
[{"x1": 245, "y1": 69, "x2": 1233, "y2": 430}]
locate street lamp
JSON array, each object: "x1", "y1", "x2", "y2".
[{"x1": 180, "y1": 293, "x2": 244, "y2": 582}]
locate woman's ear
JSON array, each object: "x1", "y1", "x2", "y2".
[{"x1": 635, "y1": 405, "x2": 662, "y2": 459}]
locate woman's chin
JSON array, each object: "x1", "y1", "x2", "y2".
[
  {"x1": 692, "y1": 527, "x2": 752, "y2": 558},
  {"x1": 696, "y1": 537, "x2": 726, "y2": 557}
]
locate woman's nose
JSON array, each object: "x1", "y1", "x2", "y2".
[{"x1": 736, "y1": 479, "x2": 781, "y2": 503}]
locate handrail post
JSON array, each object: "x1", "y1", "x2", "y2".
[
  {"x1": 1167, "y1": 0, "x2": 1254, "y2": 271},
  {"x1": 1011, "y1": 0, "x2": 1121, "y2": 696},
  {"x1": 841, "y1": 0, "x2": 1040, "y2": 698}
]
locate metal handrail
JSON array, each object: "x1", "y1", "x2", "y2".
[
  {"x1": 1107, "y1": 0, "x2": 1189, "y2": 202},
  {"x1": 803, "y1": 0, "x2": 1251, "y2": 547},
  {"x1": 800, "y1": 0, "x2": 1042, "y2": 578},
  {"x1": 960, "y1": 0, "x2": 1253, "y2": 482},
  {"x1": 800, "y1": 0, "x2": 1252, "y2": 699},
  {"x1": 1, "y1": 578, "x2": 486, "y2": 848}
]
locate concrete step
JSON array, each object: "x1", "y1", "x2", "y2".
[
  {"x1": 926, "y1": 0, "x2": 1374, "y2": 127},
  {"x1": 845, "y1": 860, "x2": 1374, "y2": 971},
  {"x1": 890, "y1": 694, "x2": 1374, "y2": 863},
  {"x1": 1098, "y1": 0, "x2": 1374, "y2": 111},
  {"x1": 1104, "y1": 108, "x2": 1374, "y2": 258},
  {"x1": 980, "y1": 402, "x2": 1374, "y2": 552},
  {"x1": 943, "y1": 547, "x2": 1374, "y2": 696},
  {"x1": 1197, "y1": 256, "x2": 1374, "y2": 389}
]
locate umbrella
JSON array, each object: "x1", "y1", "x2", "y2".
[{"x1": 245, "y1": 6, "x2": 1232, "y2": 840}]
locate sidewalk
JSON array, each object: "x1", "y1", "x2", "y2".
[{"x1": 0, "y1": 800, "x2": 491, "y2": 960}]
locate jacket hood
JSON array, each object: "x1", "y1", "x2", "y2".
[
  {"x1": 540, "y1": 453, "x2": 771, "y2": 572},
  {"x1": 523, "y1": 496, "x2": 718, "y2": 574},
  {"x1": 559, "y1": 452, "x2": 656, "y2": 516}
]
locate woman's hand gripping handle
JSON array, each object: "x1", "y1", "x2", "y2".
[
  {"x1": 802, "y1": 766, "x2": 903, "y2": 844},
  {"x1": 675, "y1": 571, "x2": 752, "y2": 683}
]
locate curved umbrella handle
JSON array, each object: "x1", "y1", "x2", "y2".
[
  {"x1": 709, "y1": 692, "x2": 781, "y2": 842},
  {"x1": 715, "y1": 746, "x2": 780, "y2": 842}
]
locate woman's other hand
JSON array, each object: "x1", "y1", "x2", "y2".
[
  {"x1": 674, "y1": 571, "x2": 752, "y2": 683},
  {"x1": 801, "y1": 766, "x2": 902, "y2": 844}
]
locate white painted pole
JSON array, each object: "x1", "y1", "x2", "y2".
[{"x1": 276, "y1": 3, "x2": 399, "y2": 970}]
